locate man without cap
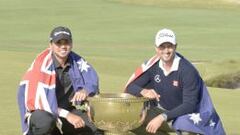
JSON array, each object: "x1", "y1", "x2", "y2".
[
  {"x1": 126, "y1": 29, "x2": 225, "y2": 135},
  {"x1": 17, "y1": 26, "x2": 102, "y2": 135}
]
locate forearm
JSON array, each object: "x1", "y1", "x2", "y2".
[
  {"x1": 126, "y1": 70, "x2": 151, "y2": 96},
  {"x1": 166, "y1": 102, "x2": 196, "y2": 120},
  {"x1": 126, "y1": 83, "x2": 143, "y2": 96}
]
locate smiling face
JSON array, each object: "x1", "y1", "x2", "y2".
[
  {"x1": 49, "y1": 39, "x2": 72, "y2": 61},
  {"x1": 155, "y1": 42, "x2": 176, "y2": 64}
]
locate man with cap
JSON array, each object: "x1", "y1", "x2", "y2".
[
  {"x1": 125, "y1": 28, "x2": 217, "y2": 135},
  {"x1": 17, "y1": 26, "x2": 101, "y2": 135}
]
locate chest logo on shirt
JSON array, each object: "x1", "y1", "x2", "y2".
[
  {"x1": 173, "y1": 80, "x2": 179, "y2": 87},
  {"x1": 154, "y1": 75, "x2": 161, "y2": 83}
]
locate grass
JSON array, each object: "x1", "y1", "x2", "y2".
[{"x1": 0, "y1": 0, "x2": 240, "y2": 134}]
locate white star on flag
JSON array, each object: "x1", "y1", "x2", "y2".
[
  {"x1": 78, "y1": 59, "x2": 90, "y2": 72},
  {"x1": 189, "y1": 113, "x2": 202, "y2": 125},
  {"x1": 209, "y1": 119, "x2": 216, "y2": 127}
]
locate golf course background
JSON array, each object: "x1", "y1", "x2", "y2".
[{"x1": 0, "y1": 0, "x2": 239, "y2": 134}]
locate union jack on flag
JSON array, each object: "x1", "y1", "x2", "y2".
[
  {"x1": 18, "y1": 49, "x2": 58, "y2": 134},
  {"x1": 125, "y1": 55, "x2": 160, "y2": 89},
  {"x1": 17, "y1": 48, "x2": 99, "y2": 135}
]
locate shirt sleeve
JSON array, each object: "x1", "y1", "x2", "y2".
[
  {"x1": 166, "y1": 68, "x2": 201, "y2": 120},
  {"x1": 126, "y1": 69, "x2": 152, "y2": 97}
]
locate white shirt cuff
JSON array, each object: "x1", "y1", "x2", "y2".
[{"x1": 58, "y1": 108, "x2": 69, "y2": 118}]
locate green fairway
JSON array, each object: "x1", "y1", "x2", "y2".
[{"x1": 0, "y1": 0, "x2": 239, "y2": 134}]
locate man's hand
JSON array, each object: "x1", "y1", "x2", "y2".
[
  {"x1": 66, "y1": 112, "x2": 85, "y2": 128},
  {"x1": 140, "y1": 89, "x2": 160, "y2": 101},
  {"x1": 146, "y1": 114, "x2": 164, "y2": 134},
  {"x1": 71, "y1": 89, "x2": 88, "y2": 102}
]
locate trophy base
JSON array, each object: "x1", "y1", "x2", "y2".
[{"x1": 104, "y1": 131, "x2": 135, "y2": 135}]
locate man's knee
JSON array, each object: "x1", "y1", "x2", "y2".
[
  {"x1": 72, "y1": 109, "x2": 98, "y2": 132},
  {"x1": 177, "y1": 131, "x2": 201, "y2": 135},
  {"x1": 29, "y1": 110, "x2": 56, "y2": 135}
]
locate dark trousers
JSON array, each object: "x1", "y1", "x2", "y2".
[
  {"x1": 132, "y1": 107, "x2": 199, "y2": 135},
  {"x1": 131, "y1": 107, "x2": 173, "y2": 135},
  {"x1": 28, "y1": 110, "x2": 103, "y2": 135}
]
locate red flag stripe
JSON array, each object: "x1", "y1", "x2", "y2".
[{"x1": 124, "y1": 55, "x2": 160, "y2": 91}]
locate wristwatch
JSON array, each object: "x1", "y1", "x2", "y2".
[{"x1": 161, "y1": 113, "x2": 168, "y2": 121}]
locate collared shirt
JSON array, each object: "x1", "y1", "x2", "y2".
[
  {"x1": 52, "y1": 55, "x2": 75, "y2": 111},
  {"x1": 159, "y1": 54, "x2": 181, "y2": 76},
  {"x1": 126, "y1": 53, "x2": 201, "y2": 121}
]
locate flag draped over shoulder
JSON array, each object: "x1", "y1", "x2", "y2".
[
  {"x1": 17, "y1": 48, "x2": 99, "y2": 135},
  {"x1": 125, "y1": 55, "x2": 225, "y2": 135},
  {"x1": 125, "y1": 55, "x2": 160, "y2": 88}
]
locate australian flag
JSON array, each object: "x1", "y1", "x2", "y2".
[
  {"x1": 17, "y1": 48, "x2": 99, "y2": 135},
  {"x1": 173, "y1": 83, "x2": 225, "y2": 135}
]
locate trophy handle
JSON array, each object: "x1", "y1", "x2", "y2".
[
  {"x1": 139, "y1": 107, "x2": 147, "y2": 124},
  {"x1": 84, "y1": 101, "x2": 94, "y2": 123},
  {"x1": 73, "y1": 101, "x2": 94, "y2": 122}
]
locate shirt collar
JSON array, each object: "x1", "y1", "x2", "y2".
[
  {"x1": 159, "y1": 53, "x2": 181, "y2": 76},
  {"x1": 52, "y1": 54, "x2": 71, "y2": 68}
]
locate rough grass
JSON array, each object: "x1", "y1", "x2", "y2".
[{"x1": 206, "y1": 71, "x2": 240, "y2": 89}]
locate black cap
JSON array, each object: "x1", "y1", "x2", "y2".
[{"x1": 49, "y1": 26, "x2": 72, "y2": 43}]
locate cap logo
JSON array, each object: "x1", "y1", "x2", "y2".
[
  {"x1": 54, "y1": 31, "x2": 70, "y2": 36},
  {"x1": 159, "y1": 33, "x2": 173, "y2": 38}
]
